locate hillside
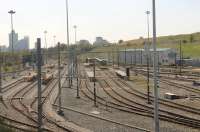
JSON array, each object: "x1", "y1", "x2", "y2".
[{"x1": 90, "y1": 32, "x2": 200, "y2": 58}]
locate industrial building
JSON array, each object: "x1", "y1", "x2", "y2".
[
  {"x1": 93, "y1": 37, "x2": 110, "y2": 46},
  {"x1": 119, "y1": 48, "x2": 177, "y2": 66}
]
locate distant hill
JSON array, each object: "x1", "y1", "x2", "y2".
[
  {"x1": 123, "y1": 32, "x2": 200, "y2": 46},
  {"x1": 90, "y1": 32, "x2": 200, "y2": 58}
]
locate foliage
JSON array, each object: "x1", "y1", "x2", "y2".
[{"x1": 190, "y1": 34, "x2": 194, "y2": 43}]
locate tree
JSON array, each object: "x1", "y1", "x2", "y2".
[
  {"x1": 118, "y1": 40, "x2": 124, "y2": 44},
  {"x1": 190, "y1": 34, "x2": 194, "y2": 43},
  {"x1": 182, "y1": 40, "x2": 187, "y2": 44}
]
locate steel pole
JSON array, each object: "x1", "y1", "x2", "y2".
[
  {"x1": 11, "y1": 14, "x2": 14, "y2": 54},
  {"x1": 112, "y1": 49, "x2": 114, "y2": 67},
  {"x1": 146, "y1": 11, "x2": 151, "y2": 104},
  {"x1": 65, "y1": 0, "x2": 71, "y2": 88},
  {"x1": 44, "y1": 31, "x2": 48, "y2": 65},
  {"x1": 36, "y1": 38, "x2": 42, "y2": 132},
  {"x1": 125, "y1": 48, "x2": 127, "y2": 67},
  {"x1": 134, "y1": 48, "x2": 137, "y2": 76},
  {"x1": 152, "y1": 0, "x2": 160, "y2": 132},
  {"x1": 93, "y1": 60, "x2": 97, "y2": 107},
  {"x1": 57, "y1": 42, "x2": 64, "y2": 116},
  {"x1": 134, "y1": 48, "x2": 136, "y2": 66},
  {"x1": 74, "y1": 25, "x2": 77, "y2": 45},
  {"x1": 0, "y1": 46, "x2": 2, "y2": 100},
  {"x1": 179, "y1": 40, "x2": 182, "y2": 75},
  {"x1": 8, "y1": 10, "x2": 15, "y2": 78},
  {"x1": 117, "y1": 49, "x2": 119, "y2": 67},
  {"x1": 76, "y1": 55, "x2": 80, "y2": 98}
]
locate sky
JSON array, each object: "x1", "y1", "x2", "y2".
[{"x1": 0, "y1": 0, "x2": 200, "y2": 48}]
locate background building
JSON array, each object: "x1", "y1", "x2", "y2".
[
  {"x1": 78, "y1": 39, "x2": 90, "y2": 45},
  {"x1": 93, "y1": 37, "x2": 110, "y2": 46},
  {"x1": 119, "y1": 48, "x2": 177, "y2": 66},
  {"x1": 9, "y1": 31, "x2": 29, "y2": 51},
  {"x1": 9, "y1": 30, "x2": 18, "y2": 51},
  {"x1": 0, "y1": 45, "x2": 8, "y2": 52},
  {"x1": 15, "y1": 36, "x2": 29, "y2": 51}
]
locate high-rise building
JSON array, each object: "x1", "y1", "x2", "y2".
[
  {"x1": 9, "y1": 30, "x2": 18, "y2": 51},
  {"x1": 16, "y1": 36, "x2": 29, "y2": 51},
  {"x1": 8, "y1": 30, "x2": 29, "y2": 51}
]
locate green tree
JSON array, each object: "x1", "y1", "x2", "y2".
[{"x1": 190, "y1": 34, "x2": 194, "y2": 43}]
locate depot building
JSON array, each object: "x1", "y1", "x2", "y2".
[{"x1": 119, "y1": 48, "x2": 177, "y2": 66}]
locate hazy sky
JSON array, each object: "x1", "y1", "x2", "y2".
[{"x1": 0, "y1": 0, "x2": 200, "y2": 48}]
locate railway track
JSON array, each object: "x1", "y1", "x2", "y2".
[
  {"x1": 79, "y1": 69, "x2": 151, "y2": 116},
  {"x1": 137, "y1": 69, "x2": 200, "y2": 94},
  {"x1": 0, "y1": 114, "x2": 48, "y2": 132},
  {"x1": 80, "y1": 66, "x2": 200, "y2": 129},
  {"x1": 8, "y1": 81, "x2": 52, "y2": 131},
  {"x1": 118, "y1": 78, "x2": 200, "y2": 114},
  {"x1": 80, "y1": 78, "x2": 200, "y2": 129},
  {"x1": 103, "y1": 70, "x2": 200, "y2": 115},
  {"x1": 53, "y1": 104, "x2": 151, "y2": 132},
  {"x1": 134, "y1": 66, "x2": 200, "y2": 78},
  {"x1": 1, "y1": 67, "x2": 72, "y2": 131},
  {"x1": 160, "y1": 79, "x2": 200, "y2": 94},
  {"x1": 28, "y1": 69, "x2": 72, "y2": 132},
  {"x1": 80, "y1": 79, "x2": 152, "y2": 131},
  {"x1": 104, "y1": 69, "x2": 200, "y2": 127},
  {"x1": 2, "y1": 78, "x2": 24, "y2": 93},
  {"x1": 99, "y1": 78, "x2": 200, "y2": 129}
]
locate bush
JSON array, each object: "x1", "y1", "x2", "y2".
[{"x1": 182, "y1": 40, "x2": 187, "y2": 43}]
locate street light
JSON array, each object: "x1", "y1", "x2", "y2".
[
  {"x1": 8, "y1": 10, "x2": 16, "y2": 79},
  {"x1": 73, "y1": 25, "x2": 77, "y2": 45},
  {"x1": 72, "y1": 25, "x2": 80, "y2": 98},
  {"x1": 44, "y1": 30, "x2": 48, "y2": 65},
  {"x1": 146, "y1": 10, "x2": 151, "y2": 104},
  {"x1": 152, "y1": 0, "x2": 160, "y2": 132},
  {"x1": 65, "y1": 0, "x2": 71, "y2": 87}
]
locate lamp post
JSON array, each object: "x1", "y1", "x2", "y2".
[
  {"x1": 65, "y1": 0, "x2": 71, "y2": 88},
  {"x1": 73, "y1": 25, "x2": 77, "y2": 45},
  {"x1": 8, "y1": 10, "x2": 16, "y2": 79},
  {"x1": 146, "y1": 10, "x2": 151, "y2": 104},
  {"x1": 152, "y1": 0, "x2": 160, "y2": 132},
  {"x1": 44, "y1": 30, "x2": 48, "y2": 65}
]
